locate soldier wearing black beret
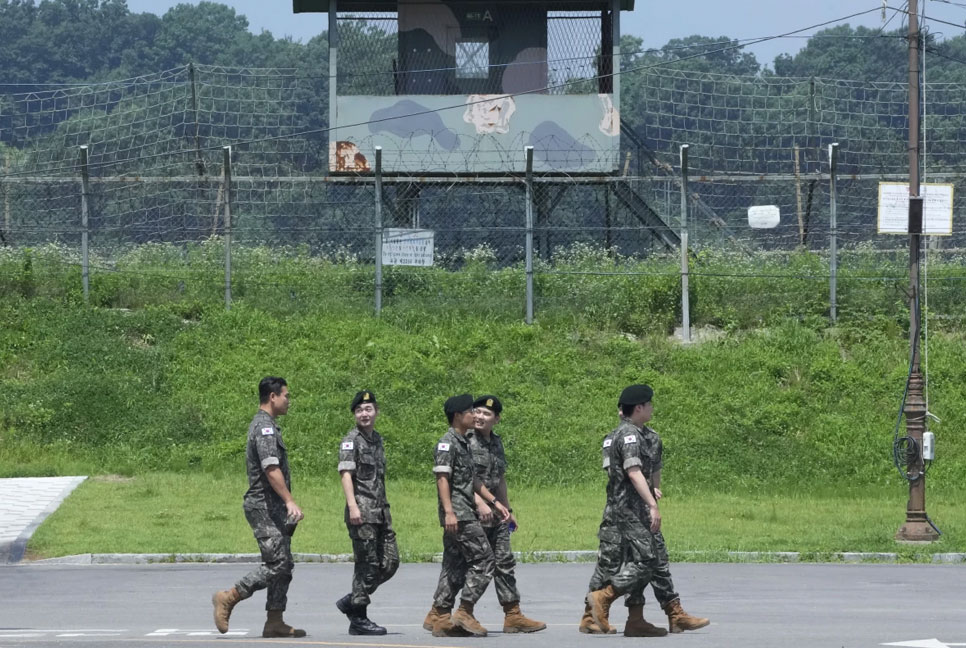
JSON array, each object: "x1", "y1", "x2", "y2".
[
  {"x1": 585, "y1": 385, "x2": 709, "y2": 635},
  {"x1": 335, "y1": 390, "x2": 399, "y2": 635},
  {"x1": 423, "y1": 394, "x2": 509, "y2": 637},
  {"x1": 467, "y1": 395, "x2": 546, "y2": 633}
]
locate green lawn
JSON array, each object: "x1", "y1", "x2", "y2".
[{"x1": 26, "y1": 473, "x2": 966, "y2": 561}]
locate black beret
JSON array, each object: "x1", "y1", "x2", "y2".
[
  {"x1": 619, "y1": 384, "x2": 653, "y2": 406},
  {"x1": 350, "y1": 390, "x2": 377, "y2": 411},
  {"x1": 444, "y1": 393, "x2": 474, "y2": 416},
  {"x1": 473, "y1": 395, "x2": 502, "y2": 415}
]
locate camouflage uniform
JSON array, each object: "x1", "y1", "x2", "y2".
[
  {"x1": 235, "y1": 410, "x2": 295, "y2": 611},
  {"x1": 468, "y1": 430, "x2": 519, "y2": 606},
  {"x1": 432, "y1": 428, "x2": 495, "y2": 608},
  {"x1": 605, "y1": 419, "x2": 662, "y2": 597},
  {"x1": 338, "y1": 426, "x2": 400, "y2": 608},
  {"x1": 589, "y1": 429, "x2": 644, "y2": 607},
  {"x1": 641, "y1": 425, "x2": 678, "y2": 607}
]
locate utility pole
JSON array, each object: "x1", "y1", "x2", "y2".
[{"x1": 896, "y1": 0, "x2": 938, "y2": 543}]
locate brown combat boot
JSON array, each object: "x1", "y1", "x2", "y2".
[
  {"x1": 262, "y1": 610, "x2": 307, "y2": 638},
  {"x1": 585, "y1": 585, "x2": 619, "y2": 634},
  {"x1": 664, "y1": 598, "x2": 710, "y2": 633},
  {"x1": 624, "y1": 604, "x2": 668, "y2": 637},
  {"x1": 502, "y1": 602, "x2": 547, "y2": 633},
  {"x1": 451, "y1": 600, "x2": 488, "y2": 637},
  {"x1": 211, "y1": 587, "x2": 242, "y2": 634},
  {"x1": 423, "y1": 605, "x2": 451, "y2": 632},
  {"x1": 578, "y1": 601, "x2": 615, "y2": 634}
]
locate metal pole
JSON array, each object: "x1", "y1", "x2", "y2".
[
  {"x1": 896, "y1": 0, "x2": 937, "y2": 542},
  {"x1": 374, "y1": 147, "x2": 383, "y2": 317},
  {"x1": 328, "y1": 0, "x2": 338, "y2": 163},
  {"x1": 79, "y1": 145, "x2": 90, "y2": 303},
  {"x1": 525, "y1": 146, "x2": 534, "y2": 325},
  {"x1": 679, "y1": 145, "x2": 690, "y2": 343},
  {"x1": 828, "y1": 143, "x2": 839, "y2": 323},
  {"x1": 223, "y1": 146, "x2": 232, "y2": 310}
]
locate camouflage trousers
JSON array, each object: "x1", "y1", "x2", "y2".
[
  {"x1": 483, "y1": 522, "x2": 520, "y2": 605},
  {"x1": 609, "y1": 518, "x2": 660, "y2": 600},
  {"x1": 588, "y1": 523, "x2": 645, "y2": 607},
  {"x1": 235, "y1": 506, "x2": 294, "y2": 611},
  {"x1": 432, "y1": 520, "x2": 495, "y2": 608},
  {"x1": 348, "y1": 522, "x2": 400, "y2": 607},
  {"x1": 649, "y1": 530, "x2": 679, "y2": 608}
]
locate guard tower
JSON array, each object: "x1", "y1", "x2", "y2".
[{"x1": 294, "y1": 0, "x2": 630, "y2": 174}]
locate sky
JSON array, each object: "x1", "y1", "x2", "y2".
[{"x1": 126, "y1": 0, "x2": 966, "y2": 69}]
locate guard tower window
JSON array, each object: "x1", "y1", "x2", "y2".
[{"x1": 455, "y1": 39, "x2": 490, "y2": 79}]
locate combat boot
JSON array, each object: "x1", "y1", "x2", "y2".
[
  {"x1": 262, "y1": 610, "x2": 306, "y2": 638},
  {"x1": 423, "y1": 605, "x2": 451, "y2": 631},
  {"x1": 211, "y1": 587, "x2": 243, "y2": 634},
  {"x1": 586, "y1": 585, "x2": 619, "y2": 634},
  {"x1": 502, "y1": 601, "x2": 547, "y2": 633},
  {"x1": 663, "y1": 598, "x2": 710, "y2": 633},
  {"x1": 349, "y1": 606, "x2": 387, "y2": 636},
  {"x1": 624, "y1": 604, "x2": 668, "y2": 637},
  {"x1": 451, "y1": 600, "x2": 488, "y2": 637},
  {"x1": 578, "y1": 601, "x2": 615, "y2": 634}
]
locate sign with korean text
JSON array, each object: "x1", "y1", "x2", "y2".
[
  {"x1": 877, "y1": 183, "x2": 953, "y2": 235},
  {"x1": 383, "y1": 228, "x2": 435, "y2": 266}
]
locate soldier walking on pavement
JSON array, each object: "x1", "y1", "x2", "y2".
[
  {"x1": 423, "y1": 394, "x2": 510, "y2": 637},
  {"x1": 335, "y1": 390, "x2": 400, "y2": 635},
  {"x1": 585, "y1": 385, "x2": 709, "y2": 636},
  {"x1": 212, "y1": 376, "x2": 306, "y2": 638},
  {"x1": 469, "y1": 395, "x2": 546, "y2": 633}
]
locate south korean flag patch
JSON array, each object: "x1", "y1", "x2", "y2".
[
  {"x1": 261, "y1": 427, "x2": 275, "y2": 436},
  {"x1": 437, "y1": 442, "x2": 451, "y2": 452},
  {"x1": 341, "y1": 441, "x2": 354, "y2": 450},
  {"x1": 623, "y1": 434, "x2": 638, "y2": 444},
  {"x1": 602, "y1": 438, "x2": 613, "y2": 448}
]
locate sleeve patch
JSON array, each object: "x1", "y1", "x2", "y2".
[
  {"x1": 623, "y1": 434, "x2": 638, "y2": 444},
  {"x1": 437, "y1": 442, "x2": 451, "y2": 451},
  {"x1": 341, "y1": 441, "x2": 354, "y2": 450},
  {"x1": 602, "y1": 438, "x2": 613, "y2": 448},
  {"x1": 261, "y1": 427, "x2": 275, "y2": 436}
]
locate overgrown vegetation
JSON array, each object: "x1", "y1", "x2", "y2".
[{"x1": 3, "y1": 244, "x2": 965, "y2": 493}]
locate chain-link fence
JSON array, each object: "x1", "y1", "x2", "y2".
[{"x1": 3, "y1": 64, "x2": 966, "y2": 331}]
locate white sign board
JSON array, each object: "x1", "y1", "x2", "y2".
[
  {"x1": 877, "y1": 183, "x2": 953, "y2": 235},
  {"x1": 383, "y1": 228, "x2": 434, "y2": 266},
  {"x1": 748, "y1": 205, "x2": 780, "y2": 229}
]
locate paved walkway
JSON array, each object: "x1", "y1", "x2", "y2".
[{"x1": 0, "y1": 476, "x2": 87, "y2": 564}]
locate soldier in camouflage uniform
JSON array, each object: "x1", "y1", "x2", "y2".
[
  {"x1": 335, "y1": 390, "x2": 399, "y2": 636},
  {"x1": 585, "y1": 384, "x2": 709, "y2": 635},
  {"x1": 423, "y1": 393, "x2": 509, "y2": 638},
  {"x1": 212, "y1": 377, "x2": 306, "y2": 638},
  {"x1": 467, "y1": 395, "x2": 545, "y2": 633}
]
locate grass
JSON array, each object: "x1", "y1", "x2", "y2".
[{"x1": 26, "y1": 473, "x2": 966, "y2": 560}]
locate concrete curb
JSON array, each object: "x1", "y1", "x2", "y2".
[{"x1": 24, "y1": 549, "x2": 966, "y2": 565}]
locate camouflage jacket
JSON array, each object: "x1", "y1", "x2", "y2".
[
  {"x1": 433, "y1": 427, "x2": 478, "y2": 526},
  {"x1": 338, "y1": 426, "x2": 389, "y2": 525},
  {"x1": 469, "y1": 430, "x2": 507, "y2": 527},
  {"x1": 605, "y1": 418, "x2": 662, "y2": 525},
  {"x1": 597, "y1": 428, "x2": 620, "y2": 534},
  {"x1": 243, "y1": 410, "x2": 291, "y2": 515}
]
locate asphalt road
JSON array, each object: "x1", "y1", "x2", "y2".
[{"x1": 0, "y1": 562, "x2": 962, "y2": 648}]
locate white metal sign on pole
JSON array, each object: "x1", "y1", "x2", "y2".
[
  {"x1": 877, "y1": 183, "x2": 954, "y2": 235},
  {"x1": 382, "y1": 228, "x2": 434, "y2": 266}
]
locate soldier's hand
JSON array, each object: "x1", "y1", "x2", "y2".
[
  {"x1": 444, "y1": 511, "x2": 458, "y2": 534},
  {"x1": 286, "y1": 500, "x2": 304, "y2": 523},
  {"x1": 649, "y1": 505, "x2": 661, "y2": 533},
  {"x1": 508, "y1": 512, "x2": 518, "y2": 529},
  {"x1": 478, "y1": 502, "x2": 493, "y2": 523},
  {"x1": 654, "y1": 488, "x2": 663, "y2": 500},
  {"x1": 348, "y1": 504, "x2": 363, "y2": 525},
  {"x1": 493, "y1": 501, "x2": 510, "y2": 522}
]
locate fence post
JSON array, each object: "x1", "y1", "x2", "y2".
[
  {"x1": 79, "y1": 145, "x2": 90, "y2": 303},
  {"x1": 679, "y1": 144, "x2": 691, "y2": 343},
  {"x1": 524, "y1": 146, "x2": 534, "y2": 325},
  {"x1": 828, "y1": 142, "x2": 839, "y2": 323},
  {"x1": 223, "y1": 146, "x2": 232, "y2": 310},
  {"x1": 374, "y1": 146, "x2": 383, "y2": 317}
]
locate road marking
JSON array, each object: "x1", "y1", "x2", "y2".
[
  {"x1": 883, "y1": 640, "x2": 966, "y2": 648},
  {"x1": 147, "y1": 628, "x2": 250, "y2": 637}
]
